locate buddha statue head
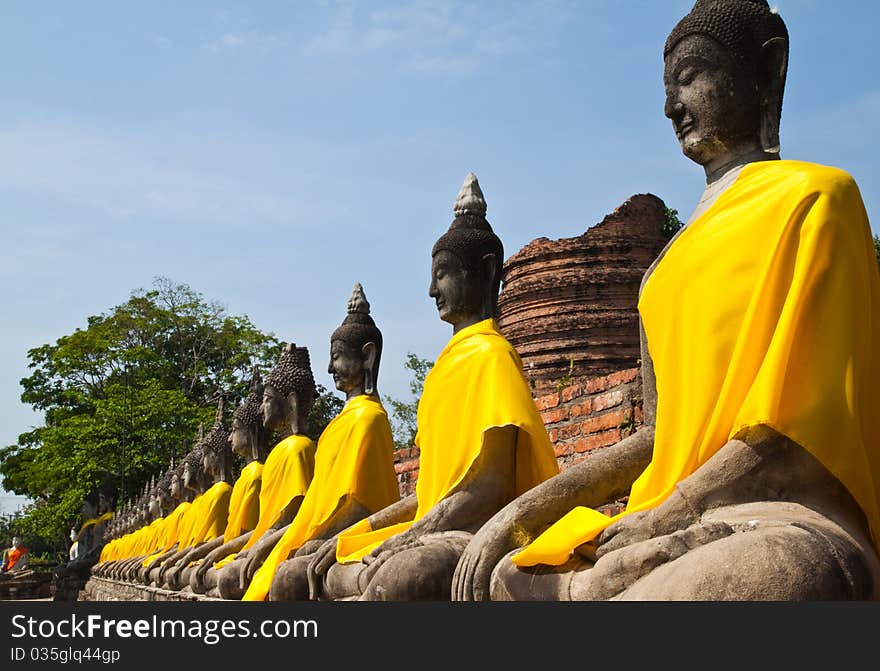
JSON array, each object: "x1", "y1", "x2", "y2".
[
  {"x1": 146, "y1": 476, "x2": 161, "y2": 519},
  {"x1": 261, "y1": 343, "x2": 316, "y2": 436},
  {"x1": 663, "y1": 0, "x2": 789, "y2": 178},
  {"x1": 202, "y1": 396, "x2": 232, "y2": 484},
  {"x1": 154, "y1": 463, "x2": 175, "y2": 515},
  {"x1": 329, "y1": 283, "x2": 383, "y2": 400},
  {"x1": 169, "y1": 457, "x2": 185, "y2": 502},
  {"x1": 430, "y1": 173, "x2": 504, "y2": 333},
  {"x1": 183, "y1": 427, "x2": 210, "y2": 496},
  {"x1": 230, "y1": 367, "x2": 269, "y2": 463}
]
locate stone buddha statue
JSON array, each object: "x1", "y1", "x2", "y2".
[
  {"x1": 189, "y1": 369, "x2": 270, "y2": 594},
  {"x1": 307, "y1": 173, "x2": 559, "y2": 600},
  {"x1": 0, "y1": 536, "x2": 29, "y2": 576},
  {"x1": 208, "y1": 343, "x2": 318, "y2": 600},
  {"x1": 141, "y1": 458, "x2": 194, "y2": 585},
  {"x1": 114, "y1": 477, "x2": 166, "y2": 582},
  {"x1": 174, "y1": 394, "x2": 264, "y2": 592},
  {"x1": 240, "y1": 283, "x2": 400, "y2": 601},
  {"x1": 454, "y1": 0, "x2": 880, "y2": 601},
  {"x1": 140, "y1": 430, "x2": 208, "y2": 586},
  {"x1": 160, "y1": 403, "x2": 236, "y2": 591}
]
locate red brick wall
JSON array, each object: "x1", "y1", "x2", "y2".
[{"x1": 392, "y1": 366, "x2": 643, "y2": 498}]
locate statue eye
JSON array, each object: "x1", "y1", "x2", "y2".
[{"x1": 677, "y1": 66, "x2": 697, "y2": 85}]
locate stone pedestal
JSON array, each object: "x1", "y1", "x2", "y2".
[{"x1": 80, "y1": 577, "x2": 223, "y2": 601}]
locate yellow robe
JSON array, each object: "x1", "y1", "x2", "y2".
[
  {"x1": 514, "y1": 160, "x2": 880, "y2": 566},
  {"x1": 141, "y1": 501, "x2": 191, "y2": 567},
  {"x1": 223, "y1": 460, "x2": 263, "y2": 543},
  {"x1": 243, "y1": 395, "x2": 400, "y2": 600},
  {"x1": 212, "y1": 434, "x2": 316, "y2": 569},
  {"x1": 335, "y1": 318, "x2": 559, "y2": 563},
  {"x1": 183, "y1": 481, "x2": 233, "y2": 549}
]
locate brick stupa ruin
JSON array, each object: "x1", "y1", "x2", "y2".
[{"x1": 497, "y1": 193, "x2": 668, "y2": 394}]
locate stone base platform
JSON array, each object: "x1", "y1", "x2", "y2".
[{"x1": 80, "y1": 577, "x2": 223, "y2": 602}]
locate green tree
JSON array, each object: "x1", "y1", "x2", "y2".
[
  {"x1": 874, "y1": 233, "x2": 880, "y2": 267},
  {"x1": 384, "y1": 353, "x2": 434, "y2": 451},
  {"x1": 663, "y1": 206, "x2": 684, "y2": 240},
  {"x1": 0, "y1": 277, "x2": 280, "y2": 547},
  {"x1": 305, "y1": 383, "x2": 345, "y2": 442}
]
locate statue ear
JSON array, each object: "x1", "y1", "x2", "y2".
[
  {"x1": 361, "y1": 341, "x2": 377, "y2": 372},
  {"x1": 287, "y1": 391, "x2": 301, "y2": 434},
  {"x1": 758, "y1": 36, "x2": 788, "y2": 153},
  {"x1": 480, "y1": 252, "x2": 499, "y2": 317},
  {"x1": 481, "y1": 252, "x2": 499, "y2": 283}
]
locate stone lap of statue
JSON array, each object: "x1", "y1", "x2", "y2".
[
  {"x1": 307, "y1": 173, "x2": 559, "y2": 601},
  {"x1": 207, "y1": 344, "x2": 317, "y2": 600},
  {"x1": 240, "y1": 283, "x2": 400, "y2": 601},
  {"x1": 190, "y1": 369, "x2": 271, "y2": 595},
  {"x1": 454, "y1": 0, "x2": 880, "y2": 601}
]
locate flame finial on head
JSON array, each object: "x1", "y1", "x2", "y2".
[
  {"x1": 347, "y1": 283, "x2": 371, "y2": 316},
  {"x1": 453, "y1": 172, "x2": 487, "y2": 218}
]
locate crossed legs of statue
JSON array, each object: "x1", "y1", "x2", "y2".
[
  {"x1": 315, "y1": 532, "x2": 473, "y2": 601},
  {"x1": 490, "y1": 501, "x2": 880, "y2": 601}
]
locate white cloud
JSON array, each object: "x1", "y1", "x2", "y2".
[{"x1": 0, "y1": 122, "x2": 344, "y2": 229}]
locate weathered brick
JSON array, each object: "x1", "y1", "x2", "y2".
[
  {"x1": 607, "y1": 368, "x2": 639, "y2": 387},
  {"x1": 580, "y1": 408, "x2": 628, "y2": 434},
  {"x1": 394, "y1": 459, "x2": 419, "y2": 474},
  {"x1": 634, "y1": 405, "x2": 644, "y2": 424},
  {"x1": 584, "y1": 374, "x2": 609, "y2": 394},
  {"x1": 558, "y1": 423, "x2": 582, "y2": 441},
  {"x1": 561, "y1": 383, "x2": 583, "y2": 402},
  {"x1": 541, "y1": 407, "x2": 569, "y2": 424},
  {"x1": 573, "y1": 429, "x2": 621, "y2": 453},
  {"x1": 535, "y1": 393, "x2": 560, "y2": 411},
  {"x1": 592, "y1": 389, "x2": 625, "y2": 413},
  {"x1": 570, "y1": 398, "x2": 593, "y2": 418},
  {"x1": 553, "y1": 443, "x2": 572, "y2": 458},
  {"x1": 548, "y1": 428, "x2": 558, "y2": 443}
]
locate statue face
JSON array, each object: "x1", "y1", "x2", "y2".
[
  {"x1": 260, "y1": 383, "x2": 286, "y2": 431},
  {"x1": 170, "y1": 474, "x2": 180, "y2": 498},
  {"x1": 183, "y1": 463, "x2": 194, "y2": 490},
  {"x1": 328, "y1": 339, "x2": 363, "y2": 395},
  {"x1": 429, "y1": 250, "x2": 482, "y2": 326},
  {"x1": 148, "y1": 494, "x2": 161, "y2": 518},
  {"x1": 229, "y1": 418, "x2": 250, "y2": 457},
  {"x1": 203, "y1": 448, "x2": 221, "y2": 477},
  {"x1": 663, "y1": 34, "x2": 762, "y2": 167}
]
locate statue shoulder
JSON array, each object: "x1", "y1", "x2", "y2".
[{"x1": 777, "y1": 160, "x2": 860, "y2": 195}]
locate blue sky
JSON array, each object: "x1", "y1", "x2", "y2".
[{"x1": 1, "y1": 1, "x2": 878, "y2": 514}]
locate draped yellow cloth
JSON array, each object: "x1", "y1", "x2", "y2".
[
  {"x1": 141, "y1": 501, "x2": 191, "y2": 567},
  {"x1": 513, "y1": 160, "x2": 880, "y2": 566},
  {"x1": 335, "y1": 318, "x2": 559, "y2": 563},
  {"x1": 183, "y1": 481, "x2": 233, "y2": 549},
  {"x1": 223, "y1": 460, "x2": 263, "y2": 543},
  {"x1": 77, "y1": 510, "x2": 113, "y2": 540},
  {"x1": 211, "y1": 434, "x2": 315, "y2": 569},
  {"x1": 242, "y1": 395, "x2": 400, "y2": 600}
]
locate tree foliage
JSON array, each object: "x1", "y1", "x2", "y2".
[
  {"x1": 384, "y1": 353, "x2": 434, "y2": 451},
  {"x1": 663, "y1": 206, "x2": 684, "y2": 240},
  {"x1": 0, "y1": 278, "x2": 282, "y2": 546},
  {"x1": 874, "y1": 234, "x2": 880, "y2": 268}
]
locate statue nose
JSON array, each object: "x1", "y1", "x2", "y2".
[{"x1": 665, "y1": 97, "x2": 684, "y2": 120}]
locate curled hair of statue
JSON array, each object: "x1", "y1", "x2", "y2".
[
  {"x1": 233, "y1": 367, "x2": 265, "y2": 431},
  {"x1": 265, "y1": 343, "x2": 316, "y2": 407},
  {"x1": 431, "y1": 172, "x2": 504, "y2": 275},
  {"x1": 665, "y1": 0, "x2": 788, "y2": 69},
  {"x1": 331, "y1": 283, "x2": 384, "y2": 371}
]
